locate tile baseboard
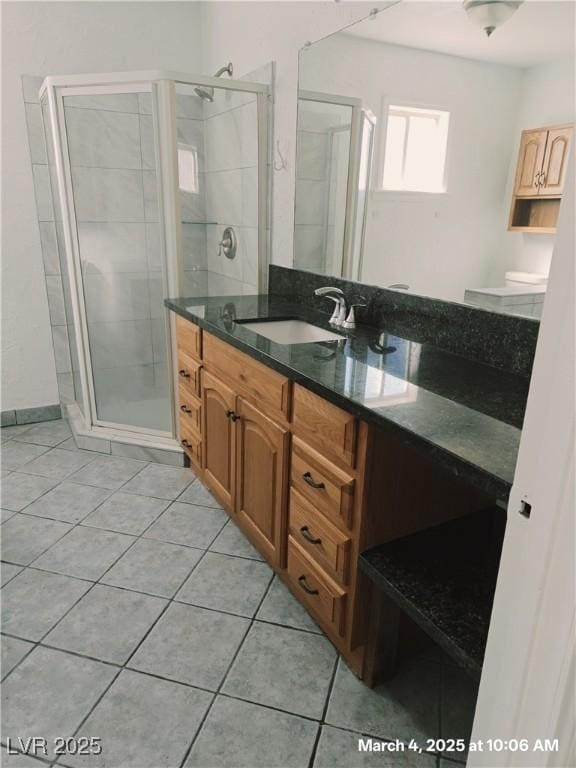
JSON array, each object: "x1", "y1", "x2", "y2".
[{"x1": 1, "y1": 404, "x2": 61, "y2": 427}]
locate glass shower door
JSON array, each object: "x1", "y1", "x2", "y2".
[
  {"x1": 61, "y1": 87, "x2": 173, "y2": 435},
  {"x1": 294, "y1": 97, "x2": 354, "y2": 276}
]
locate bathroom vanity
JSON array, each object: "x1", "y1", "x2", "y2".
[{"x1": 166, "y1": 290, "x2": 531, "y2": 683}]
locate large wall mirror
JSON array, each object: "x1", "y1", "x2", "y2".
[{"x1": 294, "y1": 1, "x2": 575, "y2": 317}]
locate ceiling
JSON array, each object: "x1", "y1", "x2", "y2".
[{"x1": 343, "y1": 1, "x2": 575, "y2": 68}]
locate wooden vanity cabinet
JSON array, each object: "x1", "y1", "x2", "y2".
[
  {"x1": 175, "y1": 320, "x2": 492, "y2": 683},
  {"x1": 199, "y1": 332, "x2": 291, "y2": 569},
  {"x1": 235, "y1": 397, "x2": 290, "y2": 567},
  {"x1": 175, "y1": 315, "x2": 203, "y2": 471},
  {"x1": 202, "y1": 371, "x2": 236, "y2": 510}
]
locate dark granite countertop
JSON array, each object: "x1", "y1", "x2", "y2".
[
  {"x1": 359, "y1": 507, "x2": 505, "y2": 679},
  {"x1": 165, "y1": 294, "x2": 530, "y2": 500}
]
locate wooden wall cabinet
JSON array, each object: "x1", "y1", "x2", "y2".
[
  {"x1": 175, "y1": 320, "x2": 492, "y2": 683},
  {"x1": 509, "y1": 124, "x2": 573, "y2": 233}
]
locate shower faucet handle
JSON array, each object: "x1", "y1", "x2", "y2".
[{"x1": 218, "y1": 226, "x2": 237, "y2": 260}]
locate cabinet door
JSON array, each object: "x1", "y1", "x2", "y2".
[
  {"x1": 235, "y1": 396, "x2": 289, "y2": 567},
  {"x1": 540, "y1": 127, "x2": 572, "y2": 196},
  {"x1": 514, "y1": 130, "x2": 548, "y2": 196},
  {"x1": 202, "y1": 371, "x2": 236, "y2": 510}
]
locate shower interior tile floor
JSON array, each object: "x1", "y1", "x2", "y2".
[{"x1": 0, "y1": 419, "x2": 478, "y2": 768}]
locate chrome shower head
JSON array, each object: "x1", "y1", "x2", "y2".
[
  {"x1": 194, "y1": 62, "x2": 234, "y2": 102},
  {"x1": 194, "y1": 85, "x2": 214, "y2": 102}
]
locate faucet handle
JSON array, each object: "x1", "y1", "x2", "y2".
[
  {"x1": 322, "y1": 295, "x2": 345, "y2": 326},
  {"x1": 342, "y1": 298, "x2": 367, "y2": 330}
]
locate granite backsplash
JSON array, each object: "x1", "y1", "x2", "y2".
[{"x1": 269, "y1": 266, "x2": 539, "y2": 378}]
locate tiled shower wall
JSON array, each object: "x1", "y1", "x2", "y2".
[
  {"x1": 294, "y1": 104, "x2": 350, "y2": 275},
  {"x1": 294, "y1": 111, "x2": 330, "y2": 273},
  {"x1": 180, "y1": 60, "x2": 273, "y2": 297},
  {"x1": 203, "y1": 89, "x2": 260, "y2": 295},
  {"x1": 23, "y1": 76, "x2": 77, "y2": 410}
]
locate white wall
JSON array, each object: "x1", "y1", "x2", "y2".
[
  {"x1": 300, "y1": 33, "x2": 524, "y2": 302},
  {"x1": 491, "y1": 56, "x2": 575, "y2": 285},
  {"x1": 199, "y1": 1, "x2": 393, "y2": 270},
  {"x1": 1, "y1": 1, "x2": 204, "y2": 412}
]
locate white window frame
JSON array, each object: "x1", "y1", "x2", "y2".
[{"x1": 376, "y1": 97, "x2": 451, "y2": 197}]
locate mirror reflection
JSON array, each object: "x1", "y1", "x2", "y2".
[{"x1": 295, "y1": 1, "x2": 575, "y2": 317}]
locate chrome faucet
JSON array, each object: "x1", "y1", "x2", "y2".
[{"x1": 313, "y1": 286, "x2": 348, "y2": 327}]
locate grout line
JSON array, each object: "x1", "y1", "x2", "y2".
[
  {"x1": 52, "y1": 534, "x2": 220, "y2": 764},
  {"x1": 46, "y1": 498, "x2": 210, "y2": 763},
  {"x1": 177, "y1": 566, "x2": 277, "y2": 768},
  {"x1": 307, "y1": 653, "x2": 341, "y2": 768},
  {"x1": 0, "y1": 460, "x2": 164, "y2": 682},
  {"x1": 0, "y1": 564, "x2": 24, "y2": 588},
  {"x1": 10, "y1": 435, "x2": 73, "y2": 450},
  {"x1": 30, "y1": 461, "x2": 228, "y2": 762}
]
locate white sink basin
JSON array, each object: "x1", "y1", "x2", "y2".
[{"x1": 239, "y1": 319, "x2": 344, "y2": 345}]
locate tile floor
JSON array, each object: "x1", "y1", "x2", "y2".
[{"x1": 1, "y1": 420, "x2": 478, "y2": 768}]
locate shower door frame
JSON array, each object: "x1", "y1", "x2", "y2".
[
  {"x1": 40, "y1": 70, "x2": 270, "y2": 447},
  {"x1": 297, "y1": 90, "x2": 373, "y2": 281}
]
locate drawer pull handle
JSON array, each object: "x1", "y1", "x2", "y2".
[
  {"x1": 180, "y1": 405, "x2": 192, "y2": 414},
  {"x1": 298, "y1": 575, "x2": 319, "y2": 595},
  {"x1": 303, "y1": 472, "x2": 325, "y2": 490},
  {"x1": 300, "y1": 526, "x2": 322, "y2": 545},
  {"x1": 179, "y1": 369, "x2": 191, "y2": 379},
  {"x1": 181, "y1": 439, "x2": 191, "y2": 448}
]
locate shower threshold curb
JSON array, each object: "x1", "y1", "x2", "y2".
[{"x1": 65, "y1": 403, "x2": 186, "y2": 467}]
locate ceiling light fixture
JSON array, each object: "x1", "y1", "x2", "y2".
[{"x1": 463, "y1": 0, "x2": 524, "y2": 37}]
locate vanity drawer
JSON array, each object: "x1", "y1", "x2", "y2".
[
  {"x1": 180, "y1": 422, "x2": 202, "y2": 468},
  {"x1": 203, "y1": 332, "x2": 291, "y2": 422},
  {"x1": 178, "y1": 384, "x2": 202, "y2": 436},
  {"x1": 289, "y1": 489, "x2": 351, "y2": 585},
  {"x1": 177, "y1": 351, "x2": 202, "y2": 398},
  {"x1": 291, "y1": 437, "x2": 355, "y2": 530},
  {"x1": 287, "y1": 537, "x2": 347, "y2": 636},
  {"x1": 176, "y1": 315, "x2": 202, "y2": 361},
  {"x1": 293, "y1": 384, "x2": 357, "y2": 468}
]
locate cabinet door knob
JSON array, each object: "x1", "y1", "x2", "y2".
[
  {"x1": 179, "y1": 369, "x2": 191, "y2": 379},
  {"x1": 181, "y1": 439, "x2": 191, "y2": 448},
  {"x1": 226, "y1": 410, "x2": 240, "y2": 422},
  {"x1": 303, "y1": 472, "x2": 325, "y2": 490},
  {"x1": 300, "y1": 526, "x2": 322, "y2": 545},
  {"x1": 180, "y1": 405, "x2": 192, "y2": 414},
  {"x1": 298, "y1": 575, "x2": 319, "y2": 595}
]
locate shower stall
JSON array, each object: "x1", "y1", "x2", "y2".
[
  {"x1": 294, "y1": 90, "x2": 375, "y2": 280},
  {"x1": 38, "y1": 69, "x2": 270, "y2": 456}
]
